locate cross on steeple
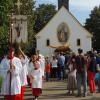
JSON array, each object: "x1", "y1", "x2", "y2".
[{"x1": 15, "y1": 0, "x2": 22, "y2": 14}]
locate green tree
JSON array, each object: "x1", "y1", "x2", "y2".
[
  {"x1": 85, "y1": 6, "x2": 100, "y2": 51},
  {"x1": 0, "y1": 0, "x2": 13, "y2": 56},
  {"x1": 33, "y1": 4, "x2": 57, "y2": 33},
  {"x1": 0, "y1": 0, "x2": 35, "y2": 55}
]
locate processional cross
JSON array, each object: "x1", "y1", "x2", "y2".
[
  {"x1": 15, "y1": 0, "x2": 22, "y2": 37},
  {"x1": 15, "y1": 0, "x2": 22, "y2": 14}
]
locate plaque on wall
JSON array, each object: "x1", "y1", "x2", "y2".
[{"x1": 57, "y1": 23, "x2": 69, "y2": 43}]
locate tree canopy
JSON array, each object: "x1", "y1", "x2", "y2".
[
  {"x1": 85, "y1": 6, "x2": 100, "y2": 51},
  {"x1": 33, "y1": 4, "x2": 57, "y2": 33},
  {"x1": 0, "y1": 0, "x2": 13, "y2": 56},
  {"x1": 0, "y1": 1, "x2": 57, "y2": 56},
  {"x1": 0, "y1": 0, "x2": 35, "y2": 56}
]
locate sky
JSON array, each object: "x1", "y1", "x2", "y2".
[{"x1": 35, "y1": 0, "x2": 100, "y2": 25}]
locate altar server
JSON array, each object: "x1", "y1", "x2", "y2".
[
  {"x1": 17, "y1": 47, "x2": 29, "y2": 100},
  {"x1": 1, "y1": 48, "x2": 22, "y2": 100},
  {"x1": 29, "y1": 55, "x2": 44, "y2": 100}
]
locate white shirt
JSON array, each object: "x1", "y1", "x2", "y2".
[{"x1": 51, "y1": 59, "x2": 58, "y2": 68}]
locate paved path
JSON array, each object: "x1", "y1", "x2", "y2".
[
  {"x1": 24, "y1": 81, "x2": 100, "y2": 100},
  {"x1": 0, "y1": 81, "x2": 100, "y2": 100}
]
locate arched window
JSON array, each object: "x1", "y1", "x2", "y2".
[
  {"x1": 46, "y1": 39, "x2": 50, "y2": 46},
  {"x1": 77, "y1": 39, "x2": 81, "y2": 46}
]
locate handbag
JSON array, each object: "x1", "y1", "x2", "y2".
[
  {"x1": 95, "y1": 72, "x2": 100, "y2": 80},
  {"x1": 96, "y1": 64, "x2": 100, "y2": 72},
  {"x1": 65, "y1": 69, "x2": 70, "y2": 74}
]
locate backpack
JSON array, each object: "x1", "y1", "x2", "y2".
[
  {"x1": 88, "y1": 57, "x2": 97, "y2": 73},
  {"x1": 76, "y1": 55, "x2": 85, "y2": 73}
]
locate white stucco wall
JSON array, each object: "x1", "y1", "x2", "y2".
[{"x1": 36, "y1": 7, "x2": 92, "y2": 56}]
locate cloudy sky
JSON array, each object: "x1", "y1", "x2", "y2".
[{"x1": 35, "y1": 0, "x2": 100, "y2": 25}]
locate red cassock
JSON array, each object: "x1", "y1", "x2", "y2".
[
  {"x1": 4, "y1": 94, "x2": 21, "y2": 100},
  {"x1": 32, "y1": 88, "x2": 42, "y2": 96},
  {"x1": 21, "y1": 86, "x2": 25, "y2": 100}
]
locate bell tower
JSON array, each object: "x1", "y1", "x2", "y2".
[{"x1": 58, "y1": 0, "x2": 69, "y2": 10}]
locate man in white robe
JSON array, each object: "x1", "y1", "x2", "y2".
[
  {"x1": 1, "y1": 48, "x2": 22, "y2": 100},
  {"x1": 17, "y1": 48, "x2": 29, "y2": 100}
]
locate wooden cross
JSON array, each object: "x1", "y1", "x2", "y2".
[{"x1": 15, "y1": 0, "x2": 22, "y2": 14}]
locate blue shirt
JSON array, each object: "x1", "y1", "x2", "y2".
[{"x1": 58, "y1": 55, "x2": 65, "y2": 67}]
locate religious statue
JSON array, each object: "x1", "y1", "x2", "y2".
[
  {"x1": 15, "y1": 24, "x2": 22, "y2": 37},
  {"x1": 57, "y1": 23, "x2": 69, "y2": 43}
]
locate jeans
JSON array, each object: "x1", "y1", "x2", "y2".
[
  {"x1": 97, "y1": 79, "x2": 100, "y2": 92},
  {"x1": 46, "y1": 72, "x2": 50, "y2": 81},
  {"x1": 57, "y1": 66, "x2": 65, "y2": 80},
  {"x1": 76, "y1": 71, "x2": 87, "y2": 95},
  {"x1": 57, "y1": 67, "x2": 61, "y2": 80}
]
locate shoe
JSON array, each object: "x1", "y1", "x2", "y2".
[
  {"x1": 76, "y1": 94, "x2": 81, "y2": 97},
  {"x1": 83, "y1": 94, "x2": 87, "y2": 97},
  {"x1": 97, "y1": 91, "x2": 100, "y2": 93},
  {"x1": 83, "y1": 92, "x2": 87, "y2": 97},
  {"x1": 35, "y1": 97, "x2": 38, "y2": 100},
  {"x1": 33, "y1": 97, "x2": 37, "y2": 100},
  {"x1": 66, "y1": 91, "x2": 70, "y2": 95},
  {"x1": 89, "y1": 92, "x2": 94, "y2": 96}
]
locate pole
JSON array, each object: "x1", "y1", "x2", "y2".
[{"x1": 9, "y1": 13, "x2": 13, "y2": 96}]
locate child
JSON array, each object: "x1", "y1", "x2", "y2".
[
  {"x1": 45, "y1": 57, "x2": 51, "y2": 81},
  {"x1": 30, "y1": 55, "x2": 44, "y2": 100}
]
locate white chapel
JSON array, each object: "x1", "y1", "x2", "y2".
[{"x1": 36, "y1": 0, "x2": 92, "y2": 56}]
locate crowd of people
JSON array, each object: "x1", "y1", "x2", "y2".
[
  {"x1": 0, "y1": 47, "x2": 100, "y2": 100},
  {"x1": 44, "y1": 48, "x2": 100, "y2": 97},
  {"x1": 67, "y1": 49, "x2": 100, "y2": 97}
]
